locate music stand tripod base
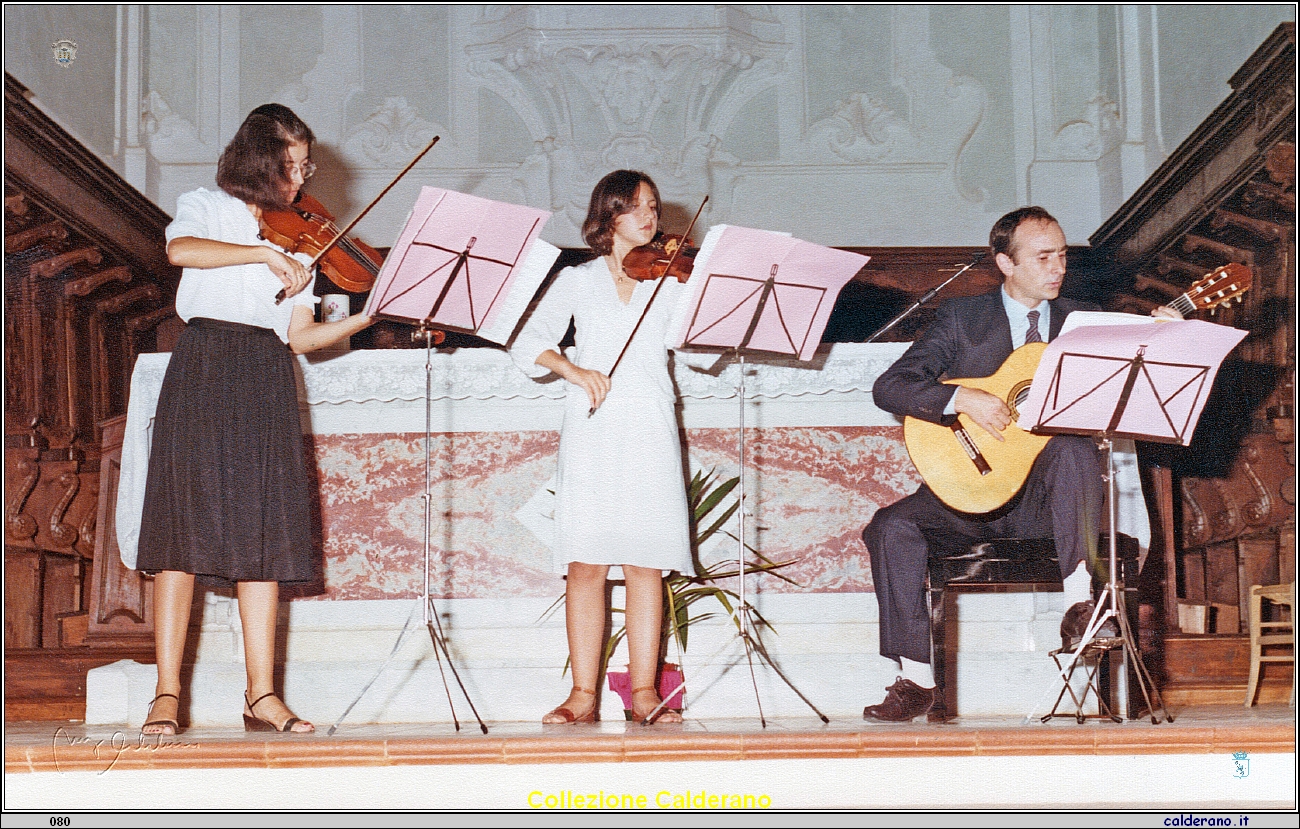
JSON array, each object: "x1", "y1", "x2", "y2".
[{"x1": 1042, "y1": 437, "x2": 1172, "y2": 725}]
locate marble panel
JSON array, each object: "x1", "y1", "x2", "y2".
[
  {"x1": 315, "y1": 430, "x2": 563, "y2": 600},
  {"x1": 311, "y1": 424, "x2": 913, "y2": 601}
]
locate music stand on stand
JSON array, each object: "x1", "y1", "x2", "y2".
[
  {"x1": 328, "y1": 187, "x2": 559, "y2": 734},
  {"x1": 1019, "y1": 316, "x2": 1247, "y2": 724},
  {"x1": 644, "y1": 224, "x2": 867, "y2": 726}
]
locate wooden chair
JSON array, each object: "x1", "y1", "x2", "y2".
[{"x1": 1244, "y1": 581, "x2": 1295, "y2": 707}]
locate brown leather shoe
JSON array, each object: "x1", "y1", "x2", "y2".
[
  {"x1": 1060, "y1": 600, "x2": 1119, "y2": 650},
  {"x1": 863, "y1": 677, "x2": 935, "y2": 722}
]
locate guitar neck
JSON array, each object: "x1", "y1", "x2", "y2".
[
  {"x1": 1169, "y1": 263, "x2": 1252, "y2": 316},
  {"x1": 1169, "y1": 292, "x2": 1197, "y2": 317}
]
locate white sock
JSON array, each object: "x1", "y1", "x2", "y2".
[
  {"x1": 899, "y1": 657, "x2": 934, "y2": 689},
  {"x1": 1062, "y1": 560, "x2": 1092, "y2": 607}
]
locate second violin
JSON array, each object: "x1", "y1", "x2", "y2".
[
  {"x1": 618, "y1": 195, "x2": 707, "y2": 283},
  {"x1": 592, "y1": 196, "x2": 709, "y2": 417},
  {"x1": 620, "y1": 233, "x2": 698, "y2": 283}
]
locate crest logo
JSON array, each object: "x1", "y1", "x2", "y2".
[
  {"x1": 51, "y1": 39, "x2": 78, "y2": 67},
  {"x1": 1232, "y1": 751, "x2": 1250, "y2": 778}
]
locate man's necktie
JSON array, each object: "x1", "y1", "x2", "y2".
[{"x1": 1025, "y1": 309, "x2": 1042, "y2": 344}]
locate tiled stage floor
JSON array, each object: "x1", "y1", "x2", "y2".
[{"x1": 7, "y1": 703, "x2": 1293, "y2": 774}]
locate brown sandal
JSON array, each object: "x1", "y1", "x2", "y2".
[
  {"x1": 244, "y1": 692, "x2": 314, "y2": 733},
  {"x1": 142, "y1": 693, "x2": 180, "y2": 736},
  {"x1": 542, "y1": 686, "x2": 597, "y2": 724}
]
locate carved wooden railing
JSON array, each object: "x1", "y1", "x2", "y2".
[
  {"x1": 1090, "y1": 23, "x2": 1295, "y2": 641},
  {"x1": 4, "y1": 73, "x2": 180, "y2": 651}
]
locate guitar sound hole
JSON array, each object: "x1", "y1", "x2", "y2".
[{"x1": 1009, "y1": 380, "x2": 1032, "y2": 421}]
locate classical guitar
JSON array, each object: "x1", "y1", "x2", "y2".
[{"x1": 904, "y1": 263, "x2": 1252, "y2": 514}]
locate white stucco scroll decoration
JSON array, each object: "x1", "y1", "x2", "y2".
[
  {"x1": 466, "y1": 6, "x2": 788, "y2": 234},
  {"x1": 806, "y1": 93, "x2": 913, "y2": 164},
  {"x1": 343, "y1": 97, "x2": 443, "y2": 166},
  {"x1": 1048, "y1": 95, "x2": 1123, "y2": 161}
]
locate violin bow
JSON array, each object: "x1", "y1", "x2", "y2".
[
  {"x1": 275, "y1": 135, "x2": 440, "y2": 304},
  {"x1": 589, "y1": 195, "x2": 708, "y2": 416}
]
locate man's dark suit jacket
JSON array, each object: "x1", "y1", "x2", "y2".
[{"x1": 873, "y1": 289, "x2": 1099, "y2": 424}]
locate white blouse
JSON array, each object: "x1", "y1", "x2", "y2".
[{"x1": 165, "y1": 187, "x2": 317, "y2": 343}]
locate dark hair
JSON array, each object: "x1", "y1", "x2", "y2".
[
  {"x1": 989, "y1": 206, "x2": 1057, "y2": 262},
  {"x1": 581, "y1": 170, "x2": 661, "y2": 256},
  {"x1": 215, "y1": 104, "x2": 314, "y2": 210}
]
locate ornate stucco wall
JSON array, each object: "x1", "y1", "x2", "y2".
[{"x1": 6, "y1": 5, "x2": 1294, "y2": 249}]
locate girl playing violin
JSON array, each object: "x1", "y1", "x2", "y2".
[
  {"x1": 138, "y1": 104, "x2": 373, "y2": 735},
  {"x1": 512, "y1": 170, "x2": 693, "y2": 724}
]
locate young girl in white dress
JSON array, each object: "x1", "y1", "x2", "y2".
[{"x1": 512, "y1": 171, "x2": 693, "y2": 724}]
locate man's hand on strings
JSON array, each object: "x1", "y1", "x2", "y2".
[{"x1": 953, "y1": 386, "x2": 1010, "y2": 441}]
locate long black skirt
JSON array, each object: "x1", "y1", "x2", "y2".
[{"x1": 137, "y1": 317, "x2": 315, "y2": 587}]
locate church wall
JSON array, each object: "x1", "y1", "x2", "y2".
[{"x1": 4, "y1": 5, "x2": 1293, "y2": 250}]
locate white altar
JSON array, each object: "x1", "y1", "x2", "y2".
[{"x1": 89, "y1": 344, "x2": 1150, "y2": 725}]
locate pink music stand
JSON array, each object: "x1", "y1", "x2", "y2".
[
  {"x1": 1020, "y1": 316, "x2": 1245, "y2": 724},
  {"x1": 1020, "y1": 318, "x2": 1246, "y2": 445},
  {"x1": 657, "y1": 224, "x2": 867, "y2": 726},
  {"x1": 362, "y1": 186, "x2": 558, "y2": 344},
  {"x1": 344, "y1": 189, "x2": 560, "y2": 735},
  {"x1": 671, "y1": 225, "x2": 867, "y2": 360}
]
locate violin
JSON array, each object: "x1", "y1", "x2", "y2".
[
  {"x1": 265, "y1": 135, "x2": 439, "y2": 304},
  {"x1": 620, "y1": 233, "x2": 698, "y2": 283},
  {"x1": 259, "y1": 193, "x2": 383, "y2": 294},
  {"x1": 590, "y1": 196, "x2": 708, "y2": 417}
]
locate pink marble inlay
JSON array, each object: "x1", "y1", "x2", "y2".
[
  {"x1": 685, "y1": 426, "x2": 919, "y2": 594},
  {"x1": 314, "y1": 431, "x2": 563, "y2": 600},
  {"x1": 308, "y1": 426, "x2": 918, "y2": 600}
]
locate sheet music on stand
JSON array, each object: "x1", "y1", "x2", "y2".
[
  {"x1": 668, "y1": 224, "x2": 864, "y2": 360},
  {"x1": 656, "y1": 223, "x2": 867, "y2": 726},
  {"x1": 1019, "y1": 314, "x2": 1245, "y2": 724},
  {"x1": 362, "y1": 185, "x2": 559, "y2": 345},
  {"x1": 1019, "y1": 316, "x2": 1246, "y2": 444}
]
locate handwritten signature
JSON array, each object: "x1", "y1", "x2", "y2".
[{"x1": 52, "y1": 727, "x2": 199, "y2": 774}]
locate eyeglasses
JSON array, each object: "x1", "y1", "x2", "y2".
[{"x1": 285, "y1": 159, "x2": 317, "y2": 181}]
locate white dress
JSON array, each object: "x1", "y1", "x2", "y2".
[{"x1": 511, "y1": 257, "x2": 693, "y2": 574}]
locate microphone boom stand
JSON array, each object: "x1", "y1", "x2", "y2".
[{"x1": 867, "y1": 253, "x2": 985, "y2": 343}]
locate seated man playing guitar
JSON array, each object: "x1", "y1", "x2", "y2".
[{"x1": 861, "y1": 206, "x2": 1182, "y2": 722}]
